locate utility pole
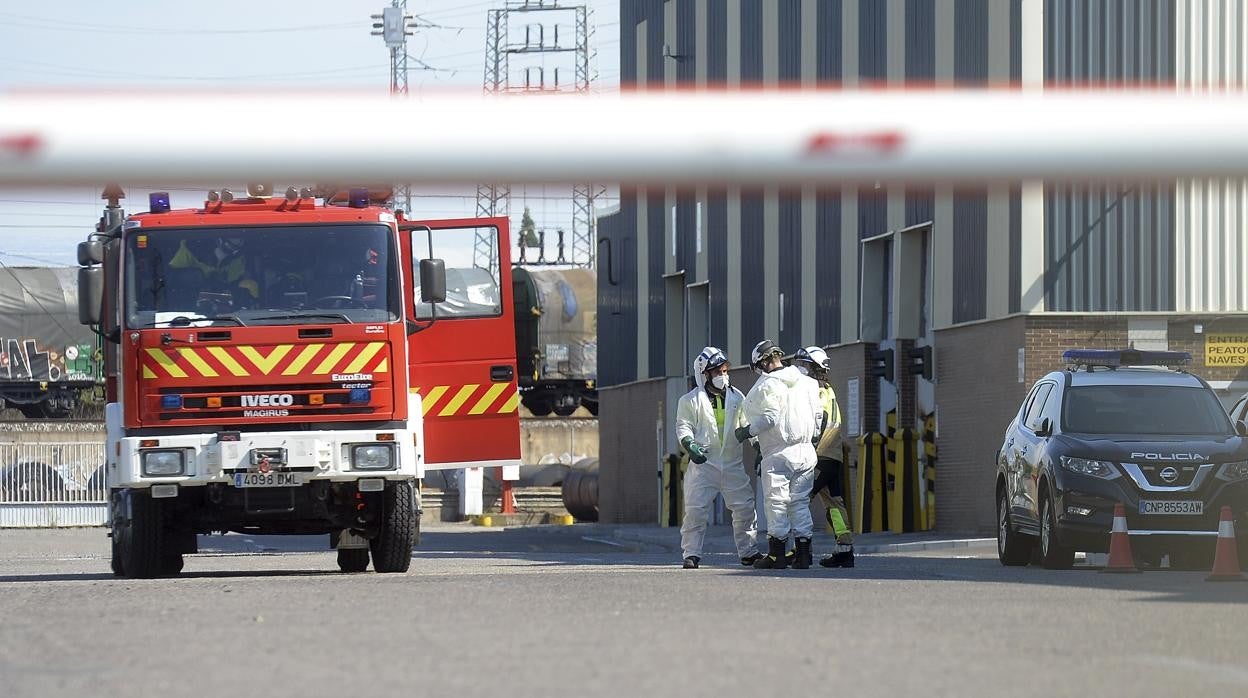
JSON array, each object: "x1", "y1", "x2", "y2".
[
  {"x1": 372, "y1": 2, "x2": 416, "y2": 212},
  {"x1": 476, "y1": 1, "x2": 600, "y2": 270}
]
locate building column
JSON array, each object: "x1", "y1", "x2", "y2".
[{"x1": 1018, "y1": 0, "x2": 1045, "y2": 313}]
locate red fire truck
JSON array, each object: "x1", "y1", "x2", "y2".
[{"x1": 77, "y1": 185, "x2": 521, "y2": 578}]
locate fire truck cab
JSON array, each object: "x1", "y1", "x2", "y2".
[{"x1": 77, "y1": 185, "x2": 521, "y2": 578}]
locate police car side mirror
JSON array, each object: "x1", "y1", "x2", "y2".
[
  {"x1": 1036, "y1": 417, "x2": 1053, "y2": 437},
  {"x1": 1236, "y1": 420, "x2": 1248, "y2": 438}
]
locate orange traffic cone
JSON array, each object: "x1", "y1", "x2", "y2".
[
  {"x1": 1102, "y1": 503, "x2": 1140, "y2": 573},
  {"x1": 1206, "y1": 505, "x2": 1246, "y2": 582}
]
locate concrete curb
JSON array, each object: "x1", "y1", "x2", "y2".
[
  {"x1": 606, "y1": 527, "x2": 996, "y2": 555},
  {"x1": 855, "y1": 538, "x2": 996, "y2": 554}
]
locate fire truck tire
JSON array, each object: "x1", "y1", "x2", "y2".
[
  {"x1": 118, "y1": 491, "x2": 165, "y2": 579},
  {"x1": 370, "y1": 481, "x2": 415, "y2": 573},
  {"x1": 110, "y1": 531, "x2": 125, "y2": 577},
  {"x1": 161, "y1": 554, "x2": 185, "y2": 576},
  {"x1": 337, "y1": 547, "x2": 370, "y2": 573}
]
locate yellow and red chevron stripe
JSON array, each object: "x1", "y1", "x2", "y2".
[
  {"x1": 141, "y1": 342, "x2": 390, "y2": 380},
  {"x1": 412, "y1": 384, "x2": 519, "y2": 417}
]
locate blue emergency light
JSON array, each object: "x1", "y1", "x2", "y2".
[
  {"x1": 348, "y1": 388, "x2": 371, "y2": 404},
  {"x1": 149, "y1": 191, "x2": 171, "y2": 214},
  {"x1": 348, "y1": 188, "x2": 370, "y2": 208},
  {"x1": 1062, "y1": 349, "x2": 1191, "y2": 367},
  {"x1": 160, "y1": 394, "x2": 184, "y2": 409}
]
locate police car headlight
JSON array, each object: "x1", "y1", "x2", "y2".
[
  {"x1": 1216, "y1": 461, "x2": 1248, "y2": 482},
  {"x1": 141, "y1": 450, "x2": 185, "y2": 477},
  {"x1": 1059, "y1": 456, "x2": 1120, "y2": 480},
  {"x1": 351, "y1": 444, "x2": 395, "y2": 471}
]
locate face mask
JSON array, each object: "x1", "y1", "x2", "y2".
[
  {"x1": 796, "y1": 366, "x2": 810, "y2": 376},
  {"x1": 711, "y1": 374, "x2": 729, "y2": 390}
]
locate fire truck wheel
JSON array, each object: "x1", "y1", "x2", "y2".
[
  {"x1": 370, "y1": 481, "x2": 415, "y2": 573},
  {"x1": 160, "y1": 554, "x2": 185, "y2": 576},
  {"x1": 117, "y1": 491, "x2": 165, "y2": 579},
  {"x1": 110, "y1": 529, "x2": 125, "y2": 577},
  {"x1": 337, "y1": 547, "x2": 370, "y2": 573}
]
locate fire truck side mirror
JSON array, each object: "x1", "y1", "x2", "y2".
[
  {"x1": 77, "y1": 266, "x2": 103, "y2": 326},
  {"x1": 78, "y1": 240, "x2": 104, "y2": 266},
  {"x1": 420, "y1": 258, "x2": 447, "y2": 304}
]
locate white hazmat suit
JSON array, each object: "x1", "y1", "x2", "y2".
[
  {"x1": 675, "y1": 365, "x2": 760, "y2": 562},
  {"x1": 741, "y1": 365, "x2": 823, "y2": 539}
]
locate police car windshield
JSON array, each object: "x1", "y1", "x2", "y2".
[
  {"x1": 1062, "y1": 385, "x2": 1233, "y2": 436},
  {"x1": 124, "y1": 224, "x2": 399, "y2": 328}
]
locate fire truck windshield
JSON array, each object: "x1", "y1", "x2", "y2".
[{"x1": 124, "y1": 224, "x2": 400, "y2": 328}]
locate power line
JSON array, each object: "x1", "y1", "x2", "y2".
[
  {"x1": 0, "y1": 251, "x2": 74, "y2": 266},
  {"x1": 0, "y1": 11, "x2": 369, "y2": 35},
  {"x1": 0, "y1": 224, "x2": 90, "y2": 229},
  {"x1": 0, "y1": 56, "x2": 389, "y2": 81}
]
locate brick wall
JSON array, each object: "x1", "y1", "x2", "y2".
[
  {"x1": 1022, "y1": 315, "x2": 1248, "y2": 386},
  {"x1": 932, "y1": 316, "x2": 1028, "y2": 534},
  {"x1": 1022, "y1": 316, "x2": 1129, "y2": 386}
]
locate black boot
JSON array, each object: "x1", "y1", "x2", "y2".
[
  {"x1": 793, "y1": 537, "x2": 813, "y2": 569},
  {"x1": 682, "y1": 556, "x2": 700, "y2": 569},
  {"x1": 819, "y1": 548, "x2": 855, "y2": 568},
  {"x1": 753, "y1": 536, "x2": 789, "y2": 569}
]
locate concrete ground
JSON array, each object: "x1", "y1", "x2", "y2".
[{"x1": 1, "y1": 523, "x2": 1246, "y2": 698}]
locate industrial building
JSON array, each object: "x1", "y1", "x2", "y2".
[{"x1": 595, "y1": 0, "x2": 1248, "y2": 533}]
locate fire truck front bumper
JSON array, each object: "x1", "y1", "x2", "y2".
[{"x1": 108, "y1": 428, "x2": 421, "y2": 489}]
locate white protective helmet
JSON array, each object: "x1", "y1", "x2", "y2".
[
  {"x1": 693, "y1": 346, "x2": 728, "y2": 375},
  {"x1": 794, "y1": 345, "x2": 829, "y2": 371},
  {"x1": 750, "y1": 339, "x2": 784, "y2": 375}
]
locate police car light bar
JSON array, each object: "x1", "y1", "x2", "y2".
[{"x1": 1062, "y1": 349, "x2": 1192, "y2": 368}]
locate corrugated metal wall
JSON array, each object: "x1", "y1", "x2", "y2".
[
  {"x1": 952, "y1": 189, "x2": 988, "y2": 324},
  {"x1": 740, "y1": 190, "x2": 766, "y2": 347},
  {"x1": 646, "y1": 186, "x2": 665, "y2": 374},
  {"x1": 1043, "y1": 0, "x2": 1177, "y2": 312},
  {"x1": 815, "y1": 190, "x2": 842, "y2": 342},
  {"x1": 599, "y1": 0, "x2": 1163, "y2": 384},
  {"x1": 1175, "y1": 0, "x2": 1248, "y2": 312},
  {"x1": 859, "y1": 0, "x2": 886, "y2": 82}
]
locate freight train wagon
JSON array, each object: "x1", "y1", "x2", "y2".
[
  {"x1": 512, "y1": 267, "x2": 597, "y2": 416},
  {"x1": 0, "y1": 267, "x2": 101, "y2": 418}
]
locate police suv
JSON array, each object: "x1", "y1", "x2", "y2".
[{"x1": 995, "y1": 349, "x2": 1248, "y2": 569}]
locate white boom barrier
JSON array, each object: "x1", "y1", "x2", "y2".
[{"x1": 2, "y1": 90, "x2": 1248, "y2": 184}]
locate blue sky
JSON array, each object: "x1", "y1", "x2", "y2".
[{"x1": 0, "y1": 0, "x2": 620, "y2": 267}]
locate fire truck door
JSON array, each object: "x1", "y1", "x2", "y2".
[{"x1": 402, "y1": 218, "x2": 521, "y2": 470}]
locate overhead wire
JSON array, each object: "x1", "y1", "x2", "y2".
[{"x1": 0, "y1": 11, "x2": 370, "y2": 35}]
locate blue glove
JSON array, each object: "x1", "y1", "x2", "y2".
[
  {"x1": 681, "y1": 437, "x2": 708, "y2": 464},
  {"x1": 734, "y1": 425, "x2": 753, "y2": 443}
]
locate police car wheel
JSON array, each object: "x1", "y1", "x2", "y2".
[
  {"x1": 997, "y1": 488, "x2": 1033, "y2": 566},
  {"x1": 1039, "y1": 492, "x2": 1075, "y2": 570}
]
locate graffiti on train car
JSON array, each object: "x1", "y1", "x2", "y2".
[{"x1": 0, "y1": 339, "x2": 96, "y2": 383}]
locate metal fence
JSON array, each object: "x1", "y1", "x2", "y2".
[{"x1": 0, "y1": 441, "x2": 107, "y2": 527}]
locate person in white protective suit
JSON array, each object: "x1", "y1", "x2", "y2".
[
  {"x1": 675, "y1": 346, "x2": 763, "y2": 569},
  {"x1": 736, "y1": 339, "x2": 823, "y2": 569}
]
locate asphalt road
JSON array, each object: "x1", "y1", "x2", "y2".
[{"x1": 2, "y1": 525, "x2": 1246, "y2": 698}]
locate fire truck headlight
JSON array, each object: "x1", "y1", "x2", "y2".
[
  {"x1": 351, "y1": 444, "x2": 395, "y2": 471},
  {"x1": 142, "y1": 450, "x2": 186, "y2": 477}
]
